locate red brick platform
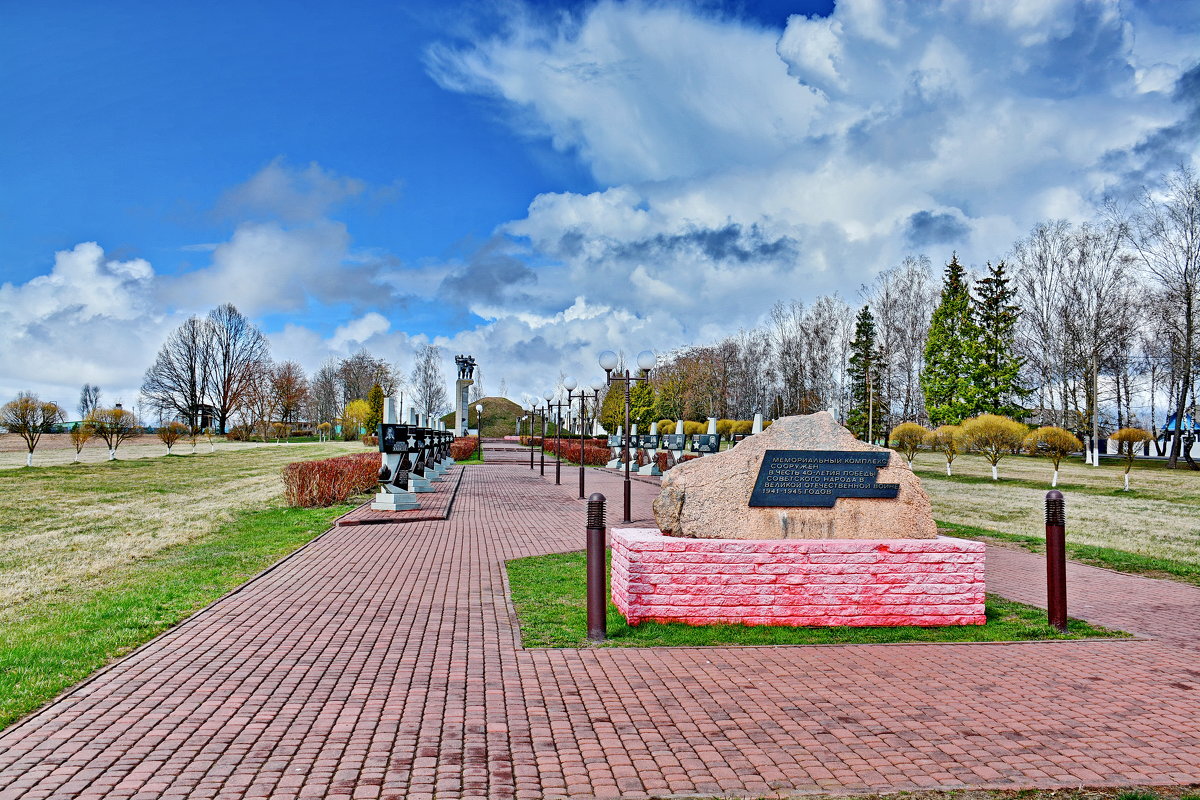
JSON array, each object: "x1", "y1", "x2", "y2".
[
  {"x1": 612, "y1": 528, "x2": 986, "y2": 627},
  {"x1": 335, "y1": 466, "x2": 464, "y2": 526},
  {"x1": 0, "y1": 465, "x2": 1198, "y2": 799}
]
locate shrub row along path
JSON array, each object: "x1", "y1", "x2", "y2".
[{"x1": 1, "y1": 461, "x2": 1199, "y2": 799}]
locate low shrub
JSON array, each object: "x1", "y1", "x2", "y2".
[
  {"x1": 682, "y1": 421, "x2": 706, "y2": 436},
  {"x1": 451, "y1": 437, "x2": 479, "y2": 460},
  {"x1": 292, "y1": 429, "x2": 314, "y2": 438},
  {"x1": 542, "y1": 438, "x2": 610, "y2": 465},
  {"x1": 521, "y1": 436, "x2": 544, "y2": 447},
  {"x1": 226, "y1": 424, "x2": 252, "y2": 442},
  {"x1": 657, "y1": 419, "x2": 677, "y2": 434},
  {"x1": 283, "y1": 452, "x2": 378, "y2": 508},
  {"x1": 361, "y1": 435, "x2": 378, "y2": 448}
]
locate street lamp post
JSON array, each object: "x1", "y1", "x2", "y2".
[
  {"x1": 475, "y1": 403, "x2": 483, "y2": 460},
  {"x1": 540, "y1": 393, "x2": 553, "y2": 476},
  {"x1": 599, "y1": 349, "x2": 657, "y2": 524},
  {"x1": 530, "y1": 410, "x2": 540, "y2": 472},
  {"x1": 564, "y1": 377, "x2": 606, "y2": 499},
  {"x1": 548, "y1": 389, "x2": 572, "y2": 486}
]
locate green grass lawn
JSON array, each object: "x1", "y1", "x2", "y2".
[
  {"x1": 455, "y1": 449, "x2": 486, "y2": 465},
  {"x1": 506, "y1": 550, "x2": 1125, "y2": 648},
  {"x1": 0, "y1": 501, "x2": 353, "y2": 730},
  {"x1": 0, "y1": 442, "x2": 362, "y2": 731},
  {"x1": 745, "y1": 789, "x2": 1200, "y2": 800},
  {"x1": 938, "y1": 520, "x2": 1200, "y2": 587}
]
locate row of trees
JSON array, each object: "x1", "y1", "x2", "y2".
[
  {"x1": 1, "y1": 393, "x2": 144, "y2": 465},
  {"x1": 632, "y1": 166, "x2": 1199, "y2": 466},
  {"x1": 5, "y1": 304, "x2": 457, "y2": 464},
  {"x1": 141, "y1": 301, "x2": 452, "y2": 438},
  {"x1": 891, "y1": 416, "x2": 1153, "y2": 491}
]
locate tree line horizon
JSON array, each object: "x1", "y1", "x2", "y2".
[{"x1": 4, "y1": 166, "x2": 1197, "y2": 467}]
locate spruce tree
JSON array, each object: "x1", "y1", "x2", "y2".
[
  {"x1": 973, "y1": 260, "x2": 1025, "y2": 417},
  {"x1": 629, "y1": 377, "x2": 657, "y2": 430},
  {"x1": 599, "y1": 384, "x2": 625, "y2": 434},
  {"x1": 847, "y1": 306, "x2": 882, "y2": 442},
  {"x1": 366, "y1": 384, "x2": 384, "y2": 433},
  {"x1": 922, "y1": 253, "x2": 978, "y2": 425}
]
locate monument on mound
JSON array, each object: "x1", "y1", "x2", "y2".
[
  {"x1": 612, "y1": 411, "x2": 985, "y2": 628},
  {"x1": 653, "y1": 411, "x2": 937, "y2": 540}
]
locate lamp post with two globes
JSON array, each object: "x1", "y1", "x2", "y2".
[
  {"x1": 526, "y1": 409, "x2": 536, "y2": 470},
  {"x1": 540, "y1": 392, "x2": 553, "y2": 476},
  {"x1": 474, "y1": 403, "x2": 483, "y2": 460},
  {"x1": 546, "y1": 389, "x2": 573, "y2": 486},
  {"x1": 565, "y1": 377, "x2": 607, "y2": 499},
  {"x1": 599, "y1": 349, "x2": 657, "y2": 524}
]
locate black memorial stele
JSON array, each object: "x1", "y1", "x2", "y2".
[
  {"x1": 749, "y1": 449, "x2": 900, "y2": 508},
  {"x1": 660, "y1": 433, "x2": 686, "y2": 451}
]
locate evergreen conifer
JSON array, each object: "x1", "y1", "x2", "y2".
[
  {"x1": 629, "y1": 378, "x2": 657, "y2": 429},
  {"x1": 847, "y1": 305, "x2": 883, "y2": 442},
  {"x1": 973, "y1": 260, "x2": 1025, "y2": 417},
  {"x1": 366, "y1": 384, "x2": 384, "y2": 433},
  {"x1": 599, "y1": 384, "x2": 625, "y2": 434},
  {"x1": 922, "y1": 253, "x2": 978, "y2": 425}
]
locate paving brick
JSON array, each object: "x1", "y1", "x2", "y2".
[{"x1": 1, "y1": 444, "x2": 1198, "y2": 798}]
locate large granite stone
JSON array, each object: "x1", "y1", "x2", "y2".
[{"x1": 652, "y1": 412, "x2": 937, "y2": 540}]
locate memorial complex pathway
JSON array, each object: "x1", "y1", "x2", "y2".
[{"x1": 1, "y1": 458, "x2": 1198, "y2": 799}]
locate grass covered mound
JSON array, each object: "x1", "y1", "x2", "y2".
[
  {"x1": 441, "y1": 396, "x2": 524, "y2": 438},
  {"x1": 505, "y1": 550, "x2": 1126, "y2": 648}
]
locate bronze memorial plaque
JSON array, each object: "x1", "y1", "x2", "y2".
[{"x1": 749, "y1": 449, "x2": 900, "y2": 508}]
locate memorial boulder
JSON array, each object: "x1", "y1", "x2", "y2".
[{"x1": 653, "y1": 411, "x2": 937, "y2": 540}]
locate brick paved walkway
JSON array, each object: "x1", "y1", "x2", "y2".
[{"x1": 1, "y1": 463, "x2": 1199, "y2": 799}]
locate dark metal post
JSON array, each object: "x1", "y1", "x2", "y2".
[
  {"x1": 529, "y1": 412, "x2": 535, "y2": 470},
  {"x1": 578, "y1": 392, "x2": 587, "y2": 499},
  {"x1": 475, "y1": 406, "x2": 482, "y2": 460},
  {"x1": 554, "y1": 402, "x2": 562, "y2": 485},
  {"x1": 623, "y1": 371, "x2": 632, "y2": 523},
  {"x1": 540, "y1": 405, "x2": 547, "y2": 476},
  {"x1": 586, "y1": 493, "x2": 607, "y2": 642},
  {"x1": 1045, "y1": 489, "x2": 1067, "y2": 632}
]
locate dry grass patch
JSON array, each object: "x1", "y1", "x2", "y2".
[
  {"x1": 0, "y1": 441, "x2": 360, "y2": 611},
  {"x1": 0, "y1": 433, "x2": 299, "y2": 469},
  {"x1": 912, "y1": 452, "x2": 1200, "y2": 569}
]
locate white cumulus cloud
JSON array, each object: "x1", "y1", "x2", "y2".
[{"x1": 420, "y1": 0, "x2": 1200, "y2": 402}]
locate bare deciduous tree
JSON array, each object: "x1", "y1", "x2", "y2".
[
  {"x1": 69, "y1": 421, "x2": 94, "y2": 462},
  {"x1": 338, "y1": 350, "x2": 398, "y2": 403},
  {"x1": 207, "y1": 303, "x2": 269, "y2": 434},
  {"x1": 242, "y1": 361, "x2": 278, "y2": 443},
  {"x1": 2, "y1": 392, "x2": 65, "y2": 466},
  {"x1": 1119, "y1": 165, "x2": 1200, "y2": 468},
  {"x1": 87, "y1": 406, "x2": 142, "y2": 460},
  {"x1": 271, "y1": 361, "x2": 309, "y2": 425},
  {"x1": 410, "y1": 344, "x2": 448, "y2": 417},
  {"x1": 78, "y1": 384, "x2": 101, "y2": 420},
  {"x1": 141, "y1": 316, "x2": 211, "y2": 427},
  {"x1": 864, "y1": 255, "x2": 936, "y2": 427}
]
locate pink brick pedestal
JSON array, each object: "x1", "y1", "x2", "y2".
[{"x1": 611, "y1": 528, "x2": 986, "y2": 627}]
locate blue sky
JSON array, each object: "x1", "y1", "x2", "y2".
[{"x1": 1, "y1": 0, "x2": 1197, "y2": 408}]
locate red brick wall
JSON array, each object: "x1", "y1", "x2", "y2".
[{"x1": 611, "y1": 529, "x2": 986, "y2": 627}]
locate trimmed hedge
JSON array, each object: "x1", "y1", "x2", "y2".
[
  {"x1": 542, "y1": 438, "x2": 610, "y2": 466},
  {"x1": 282, "y1": 452, "x2": 378, "y2": 508},
  {"x1": 451, "y1": 437, "x2": 479, "y2": 460}
]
